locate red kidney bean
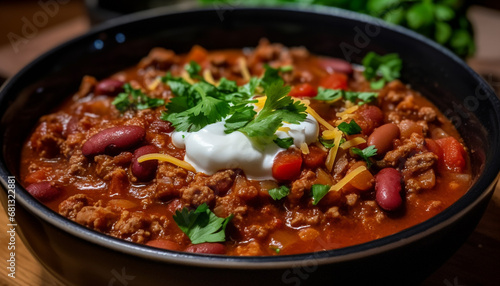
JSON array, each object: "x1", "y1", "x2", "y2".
[
  {"x1": 149, "y1": 120, "x2": 174, "y2": 133},
  {"x1": 131, "y1": 145, "x2": 158, "y2": 182},
  {"x1": 185, "y1": 243, "x2": 225, "y2": 255},
  {"x1": 359, "y1": 106, "x2": 384, "y2": 128},
  {"x1": 318, "y1": 58, "x2": 353, "y2": 75},
  {"x1": 25, "y1": 181, "x2": 60, "y2": 202},
  {"x1": 94, "y1": 79, "x2": 124, "y2": 96},
  {"x1": 82, "y1": 125, "x2": 145, "y2": 157},
  {"x1": 146, "y1": 239, "x2": 180, "y2": 251},
  {"x1": 375, "y1": 168, "x2": 402, "y2": 211},
  {"x1": 367, "y1": 123, "x2": 400, "y2": 156}
]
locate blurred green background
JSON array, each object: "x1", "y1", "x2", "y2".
[{"x1": 199, "y1": 0, "x2": 476, "y2": 58}]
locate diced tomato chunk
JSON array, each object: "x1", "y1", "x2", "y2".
[
  {"x1": 435, "y1": 137, "x2": 466, "y2": 173},
  {"x1": 289, "y1": 83, "x2": 318, "y2": 98},
  {"x1": 272, "y1": 149, "x2": 303, "y2": 181},
  {"x1": 186, "y1": 45, "x2": 208, "y2": 64},
  {"x1": 303, "y1": 145, "x2": 327, "y2": 168},
  {"x1": 319, "y1": 73, "x2": 348, "y2": 90},
  {"x1": 425, "y1": 138, "x2": 443, "y2": 161}
]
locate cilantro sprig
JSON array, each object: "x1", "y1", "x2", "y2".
[
  {"x1": 236, "y1": 80, "x2": 307, "y2": 145},
  {"x1": 112, "y1": 83, "x2": 165, "y2": 112},
  {"x1": 173, "y1": 203, "x2": 233, "y2": 244},
  {"x1": 161, "y1": 66, "x2": 307, "y2": 147},
  {"x1": 362, "y1": 52, "x2": 402, "y2": 90},
  {"x1": 162, "y1": 80, "x2": 231, "y2": 132},
  {"x1": 313, "y1": 88, "x2": 378, "y2": 106},
  {"x1": 351, "y1": 145, "x2": 378, "y2": 168}
]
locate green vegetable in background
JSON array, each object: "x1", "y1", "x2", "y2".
[
  {"x1": 362, "y1": 52, "x2": 402, "y2": 89},
  {"x1": 199, "y1": 0, "x2": 475, "y2": 58}
]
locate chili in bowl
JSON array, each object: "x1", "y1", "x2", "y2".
[
  {"x1": 1, "y1": 6, "x2": 499, "y2": 286},
  {"x1": 21, "y1": 39, "x2": 473, "y2": 256}
]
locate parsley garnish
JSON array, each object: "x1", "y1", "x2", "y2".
[
  {"x1": 362, "y1": 52, "x2": 402, "y2": 90},
  {"x1": 173, "y1": 203, "x2": 233, "y2": 244},
  {"x1": 268, "y1": 185, "x2": 290, "y2": 200},
  {"x1": 338, "y1": 120, "x2": 362, "y2": 135},
  {"x1": 273, "y1": 137, "x2": 294, "y2": 149},
  {"x1": 112, "y1": 83, "x2": 165, "y2": 112},
  {"x1": 184, "y1": 60, "x2": 202, "y2": 79},
  {"x1": 351, "y1": 145, "x2": 378, "y2": 168},
  {"x1": 311, "y1": 184, "x2": 330, "y2": 205}
]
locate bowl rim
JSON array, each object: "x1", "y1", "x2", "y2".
[{"x1": 1, "y1": 5, "x2": 500, "y2": 269}]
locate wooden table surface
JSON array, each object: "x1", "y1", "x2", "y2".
[{"x1": 1, "y1": 4, "x2": 499, "y2": 286}]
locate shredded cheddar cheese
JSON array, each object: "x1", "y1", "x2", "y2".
[
  {"x1": 254, "y1": 96, "x2": 267, "y2": 111},
  {"x1": 277, "y1": 127, "x2": 291, "y2": 133},
  {"x1": 315, "y1": 141, "x2": 328, "y2": 152},
  {"x1": 147, "y1": 77, "x2": 161, "y2": 91},
  {"x1": 306, "y1": 107, "x2": 335, "y2": 130},
  {"x1": 329, "y1": 165, "x2": 367, "y2": 192},
  {"x1": 138, "y1": 153, "x2": 196, "y2": 173},
  {"x1": 238, "y1": 57, "x2": 251, "y2": 82},
  {"x1": 337, "y1": 105, "x2": 359, "y2": 117},
  {"x1": 340, "y1": 137, "x2": 366, "y2": 150},
  {"x1": 325, "y1": 134, "x2": 342, "y2": 172},
  {"x1": 322, "y1": 130, "x2": 338, "y2": 140},
  {"x1": 203, "y1": 69, "x2": 217, "y2": 86},
  {"x1": 300, "y1": 142, "x2": 310, "y2": 154}
]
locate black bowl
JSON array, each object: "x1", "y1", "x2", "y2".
[{"x1": 1, "y1": 6, "x2": 499, "y2": 286}]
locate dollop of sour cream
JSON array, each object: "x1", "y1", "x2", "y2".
[{"x1": 171, "y1": 114, "x2": 319, "y2": 180}]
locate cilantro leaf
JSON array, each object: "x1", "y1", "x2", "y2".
[
  {"x1": 311, "y1": 184, "x2": 330, "y2": 205},
  {"x1": 260, "y1": 64, "x2": 282, "y2": 90},
  {"x1": 164, "y1": 82, "x2": 230, "y2": 132},
  {"x1": 273, "y1": 137, "x2": 294, "y2": 149},
  {"x1": 343, "y1": 91, "x2": 379, "y2": 105},
  {"x1": 217, "y1": 77, "x2": 238, "y2": 92},
  {"x1": 351, "y1": 145, "x2": 378, "y2": 168},
  {"x1": 338, "y1": 120, "x2": 362, "y2": 135},
  {"x1": 218, "y1": 77, "x2": 257, "y2": 103},
  {"x1": 319, "y1": 138, "x2": 335, "y2": 149},
  {"x1": 260, "y1": 65, "x2": 292, "y2": 89},
  {"x1": 279, "y1": 65, "x2": 293, "y2": 72},
  {"x1": 112, "y1": 92, "x2": 131, "y2": 112},
  {"x1": 224, "y1": 104, "x2": 256, "y2": 133},
  {"x1": 314, "y1": 88, "x2": 378, "y2": 106},
  {"x1": 163, "y1": 73, "x2": 192, "y2": 99},
  {"x1": 185, "y1": 60, "x2": 202, "y2": 79},
  {"x1": 268, "y1": 185, "x2": 290, "y2": 200},
  {"x1": 112, "y1": 83, "x2": 165, "y2": 112},
  {"x1": 314, "y1": 87, "x2": 343, "y2": 101},
  {"x1": 362, "y1": 52, "x2": 402, "y2": 90},
  {"x1": 173, "y1": 203, "x2": 233, "y2": 244},
  {"x1": 238, "y1": 79, "x2": 307, "y2": 144}
]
